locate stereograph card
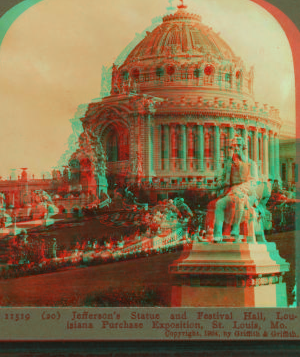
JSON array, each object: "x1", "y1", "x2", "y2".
[{"x1": 0, "y1": 0, "x2": 299, "y2": 351}]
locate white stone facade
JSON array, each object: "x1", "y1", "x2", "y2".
[{"x1": 78, "y1": 5, "x2": 294, "y2": 192}]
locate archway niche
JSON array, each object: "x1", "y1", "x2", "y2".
[{"x1": 103, "y1": 123, "x2": 129, "y2": 163}]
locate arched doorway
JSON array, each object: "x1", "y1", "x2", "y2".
[
  {"x1": 104, "y1": 124, "x2": 129, "y2": 163},
  {"x1": 102, "y1": 123, "x2": 129, "y2": 163},
  {"x1": 106, "y1": 127, "x2": 119, "y2": 162}
]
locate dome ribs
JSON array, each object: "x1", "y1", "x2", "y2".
[
  {"x1": 182, "y1": 24, "x2": 191, "y2": 52},
  {"x1": 210, "y1": 34, "x2": 236, "y2": 60},
  {"x1": 112, "y1": 8, "x2": 258, "y2": 104},
  {"x1": 123, "y1": 13, "x2": 237, "y2": 65},
  {"x1": 151, "y1": 28, "x2": 166, "y2": 56},
  {"x1": 206, "y1": 32, "x2": 225, "y2": 59},
  {"x1": 159, "y1": 25, "x2": 181, "y2": 54},
  {"x1": 145, "y1": 30, "x2": 159, "y2": 57}
]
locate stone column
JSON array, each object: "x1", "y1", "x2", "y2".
[
  {"x1": 253, "y1": 129, "x2": 258, "y2": 164},
  {"x1": 181, "y1": 125, "x2": 187, "y2": 171},
  {"x1": 187, "y1": 125, "x2": 194, "y2": 171},
  {"x1": 269, "y1": 131, "x2": 275, "y2": 179},
  {"x1": 204, "y1": 125, "x2": 209, "y2": 170},
  {"x1": 227, "y1": 126, "x2": 234, "y2": 155},
  {"x1": 275, "y1": 133, "x2": 280, "y2": 180},
  {"x1": 288, "y1": 159, "x2": 293, "y2": 183},
  {"x1": 229, "y1": 126, "x2": 235, "y2": 140},
  {"x1": 198, "y1": 125, "x2": 204, "y2": 172},
  {"x1": 163, "y1": 125, "x2": 170, "y2": 171},
  {"x1": 215, "y1": 126, "x2": 220, "y2": 171},
  {"x1": 170, "y1": 124, "x2": 176, "y2": 171},
  {"x1": 242, "y1": 127, "x2": 248, "y2": 159},
  {"x1": 155, "y1": 124, "x2": 162, "y2": 171},
  {"x1": 148, "y1": 120, "x2": 154, "y2": 176},
  {"x1": 263, "y1": 131, "x2": 269, "y2": 178}
]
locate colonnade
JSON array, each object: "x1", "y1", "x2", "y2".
[{"x1": 156, "y1": 122, "x2": 281, "y2": 181}]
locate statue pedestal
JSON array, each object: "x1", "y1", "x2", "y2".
[
  {"x1": 97, "y1": 176, "x2": 108, "y2": 196},
  {"x1": 169, "y1": 242, "x2": 290, "y2": 307}
]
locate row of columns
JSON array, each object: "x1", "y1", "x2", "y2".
[
  {"x1": 161, "y1": 123, "x2": 206, "y2": 172},
  {"x1": 157, "y1": 123, "x2": 281, "y2": 180}
]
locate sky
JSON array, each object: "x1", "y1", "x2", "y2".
[{"x1": 0, "y1": 0, "x2": 295, "y2": 179}]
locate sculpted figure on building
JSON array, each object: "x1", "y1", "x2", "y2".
[
  {"x1": 31, "y1": 190, "x2": 59, "y2": 220},
  {"x1": 69, "y1": 130, "x2": 108, "y2": 196}
]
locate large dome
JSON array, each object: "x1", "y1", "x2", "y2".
[
  {"x1": 124, "y1": 8, "x2": 237, "y2": 65},
  {"x1": 79, "y1": 2, "x2": 282, "y2": 197},
  {"x1": 111, "y1": 5, "x2": 254, "y2": 102}
]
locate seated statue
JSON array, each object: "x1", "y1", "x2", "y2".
[
  {"x1": 205, "y1": 135, "x2": 271, "y2": 243},
  {"x1": 110, "y1": 186, "x2": 148, "y2": 211}
]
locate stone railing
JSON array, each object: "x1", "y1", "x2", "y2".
[{"x1": 155, "y1": 97, "x2": 281, "y2": 123}]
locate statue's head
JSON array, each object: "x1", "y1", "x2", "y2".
[{"x1": 229, "y1": 136, "x2": 246, "y2": 156}]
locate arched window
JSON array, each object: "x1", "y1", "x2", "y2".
[
  {"x1": 225, "y1": 73, "x2": 232, "y2": 89},
  {"x1": 106, "y1": 125, "x2": 129, "y2": 162},
  {"x1": 106, "y1": 129, "x2": 119, "y2": 162},
  {"x1": 193, "y1": 68, "x2": 201, "y2": 79},
  {"x1": 156, "y1": 67, "x2": 164, "y2": 79},
  {"x1": 220, "y1": 133, "x2": 226, "y2": 159},
  {"x1": 236, "y1": 71, "x2": 242, "y2": 91},
  {"x1": 205, "y1": 132, "x2": 213, "y2": 158},
  {"x1": 205, "y1": 133, "x2": 209, "y2": 158}
]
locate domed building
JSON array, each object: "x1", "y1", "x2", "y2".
[{"x1": 73, "y1": 2, "x2": 284, "y2": 199}]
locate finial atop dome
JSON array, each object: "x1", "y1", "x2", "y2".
[
  {"x1": 177, "y1": 0, "x2": 187, "y2": 9},
  {"x1": 166, "y1": 0, "x2": 176, "y2": 12}
]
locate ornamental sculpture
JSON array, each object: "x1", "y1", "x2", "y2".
[{"x1": 31, "y1": 190, "x2": 59, "y2": 220}]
